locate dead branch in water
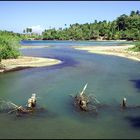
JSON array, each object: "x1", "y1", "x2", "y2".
[{"x1": 73, "y1": 83, "x2": 100, "y2": 112}]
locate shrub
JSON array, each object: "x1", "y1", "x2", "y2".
[
  {"x1": 128, "y1": 42, "x2": 140, "y2": 52},
  {"x1": 0, "y1": 34, "x2": 20, "y2": 60}
]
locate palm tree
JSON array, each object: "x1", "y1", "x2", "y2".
[
  {"x1": 136, "y1": 10, "x2": 140, "y2": 15},
  {"x1": 29, "y1": 28, "x2": 32, "y2": 36},
  {"x1": 130, "y1": 11, "x2": 136, "y2": 16},
  {"x1": 23, "y1": 29, "x2": 26, "y2": 34},
  {"x1": 26, "y1": 28, "x2": 28, "y2": 34},
  {"x1": 29, "y1": 28, "x2": 32, "y2": 34}
]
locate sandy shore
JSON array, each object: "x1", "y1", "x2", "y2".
[
  {"x1": 21, "y1": 45, "x2": 50, "y2": 49},
  {"x1": 0, "y1": 56, "x2": 61, "y2": 73},
  {"x1": 73, "y1": 45, "x2": 140, "y2": 62}
]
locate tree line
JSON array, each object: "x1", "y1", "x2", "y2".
[
  {"x1": 0, "y1": 10, "x2": 140, "y2": 62},
  {"x1": 42, "y1": 10, "x2": 140, "y2": 41}
]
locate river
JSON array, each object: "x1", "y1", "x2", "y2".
[{"x1": 0, "y1": 40, "x2": 140, "y2": 139}]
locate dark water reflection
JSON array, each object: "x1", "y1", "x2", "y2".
[
  {"x1": 130, "y1": 79, "x2": 140, "y2": 91},
  {"x1": 125, "y1": 116, "x2": 140, "y2": 129}
]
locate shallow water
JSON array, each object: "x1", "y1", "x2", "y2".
[{"x1": 0, "y1": 40, "x2": 140, "y2": 139}]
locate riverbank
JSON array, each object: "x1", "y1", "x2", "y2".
[
  {"x1": 23, "y1": 39, "x2": 130, "y2": 42},
  {"x1": 73, "y1": 45, "x2": 140, "y2": 62},
  {"x1": 20, "y1": 45, "x2": 50, "y2": 49},
  {"x1": 0, "y1": 56, "x2": 61, "y2": 73}
]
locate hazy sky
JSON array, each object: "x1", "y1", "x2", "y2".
[{"x1": 0, "y1": 1, "x2": 139, "y2": 33}]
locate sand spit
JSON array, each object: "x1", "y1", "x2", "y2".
[
  {"x1": 0, "y1": 56, "x2": 61, "y2": 73},
  {"x1": 73, "y1": 45, "x2": 140, "y2": 62}
]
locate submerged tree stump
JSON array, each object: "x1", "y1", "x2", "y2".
[{"x1": 73, "y1": 83, "x2": 100, "y2": 113}]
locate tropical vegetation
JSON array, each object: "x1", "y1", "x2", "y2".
[
  {"x1": 0, "y1": 10, "x2": 140, "y2": 63},
  {"x1": 0, "y1": 30, "x2": 21, "y2": 62},
  {"x1": 42, "y1": 10, "x2": 140, "y2": 41},
  {"x1": 128, "y1": 42, "x2": 140, "y2": 52}
]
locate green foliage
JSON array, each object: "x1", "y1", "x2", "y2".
[
  {"x1": 24, "y1": 28, "x2": 32, "y2": 34},
  {"x1": 41, "y1": 10, "x2": 140, "y2": 41},
  {"x1": 133, "y1": 42, "x2": 140, "y2": 51},
  {"x1": 0, "y1": 30, "x2": 20, "y2": 60},
  {"x1": 135, "y1": 42, "x2": 140, "y2": 48},
  {"x1": 128, "y1": 42, "x2": 140, "y2": 52}
]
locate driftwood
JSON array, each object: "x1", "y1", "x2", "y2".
[
  {"x1": 73, "y1": 83, "x2": 100, "y2": 112},
  {"x1": 7, "y1": 102, "x2": 34, "y2": 116},
  {"x1": 0, "y1": 95, "x2": 38, "y2": 116}
]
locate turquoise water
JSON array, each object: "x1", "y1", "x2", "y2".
[
  {"x1": 21, "y1": 40, "x2": 130, "y2": 47},
  {"x1": 0, "y1": 40, "x2": 140, "y2": 139}
]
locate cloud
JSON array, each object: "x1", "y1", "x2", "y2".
[{"x1": 28, "y1": 25, "x2": 43, "y2": 34}]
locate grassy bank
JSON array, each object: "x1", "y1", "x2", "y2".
[{"x1": 128, "y1": 42, "x2": 140, "y2": 52}]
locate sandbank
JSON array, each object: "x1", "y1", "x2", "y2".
[
  {"x1": 20, "y1": 45, "x2": 50, "y2": 49},
  {"x1": 73, "y1": 45, "x2": 140, "y2": 62},
  {"x1": 0, "y1": 56, "x2": 61, "y2": 73}
]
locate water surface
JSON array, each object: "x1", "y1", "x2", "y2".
[{"x1": 0, "y1": 40, "x2": 140, "y2": 139}]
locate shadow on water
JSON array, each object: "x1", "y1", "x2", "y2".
[
  {"x1": 4, "y1": 55, "x2": 79, "y2": 74},
  {"x1": 130, "y1": 79, "x2": 140, "y2": 91},
  {"x1": 0, "y1": 107, "x2": 59, "y2": 121},
  {"x1": 125, "y1": 116, "x2": 140, "y2": 129},
  {"x1": 67, "y1": 95, "x2": 123, "y2": 123},
  {"x1": 45, "y1": 55, "x2": 79, "y2": 69}
]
